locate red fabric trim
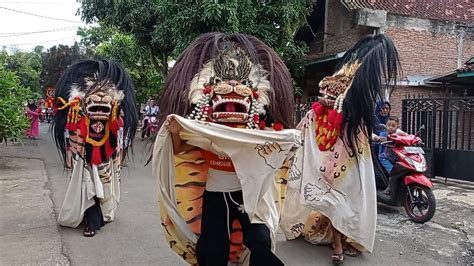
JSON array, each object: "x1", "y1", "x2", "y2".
[
  {"x1": 104, "y1": 139, "x2": 114, "y2": 159},
  {"x1": 91, "y1": 146, "x2": 102, "y2": 165}
]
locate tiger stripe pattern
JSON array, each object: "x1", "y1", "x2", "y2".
[{"x1": 159, "y1": 149, "x2": 245, "y2": 265}]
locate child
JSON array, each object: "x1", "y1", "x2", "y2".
[
  {"x1": 379, "y1": 116, "x2": 407, "y2": 174},
  {"x1": 386, "y1": 116, "x2": 407, "y2": 136}
]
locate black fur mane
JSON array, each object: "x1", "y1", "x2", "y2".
[
  {"x1": 337, "y1": 34, "x2": 400, "y2": 156},
  {"x1": 52, "y1": 59, "x2": 138, "y2": 165}
]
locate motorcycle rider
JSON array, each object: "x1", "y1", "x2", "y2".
[
  {"x1": 375, "y1": 116, "x2": 407, "y2": 194},
  {"x1": 141, "y1": 97, "x2": 159, "y2": 140},
  {"x1": 379, "y1": 117, "x2": 407, "y2": 170}
]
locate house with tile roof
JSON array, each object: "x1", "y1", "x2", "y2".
[{"x1": 296, "y1": 0, "x2": 474, "y2": 118}]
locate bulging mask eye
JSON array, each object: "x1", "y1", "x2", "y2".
[
  {"x1": 214, "y1": 82, "x2": 233, "y2": 95},
  {"x1": 102, "y1": 95, "x2": 113, "y2": 102},
  {"x1": 234, "y1": 85, "x2": 252, "y2": 97},
  {"x1": 89, "y1": 95, "x2": 101, "y2": 102},
  {"x1": 213, "y1": 77, "x2": 222, "y2": 85}
]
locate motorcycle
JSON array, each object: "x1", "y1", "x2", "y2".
[
  {"x1": 373, "y1": 125, "x2": 436, "y2": 223},
  {"x1": 144, "y1": 115, "x2": 159, "y2": 139}
]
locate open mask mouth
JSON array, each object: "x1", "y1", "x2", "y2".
[
  {"x1": 211, "y1": 94, "x2": 251, "y2": 123},
  {"x1": 86, "y1": 103, "x2": 112, "y2": 120},
  {"x1": 319, "y1": 88, "x2": 338, "y2": 101}
]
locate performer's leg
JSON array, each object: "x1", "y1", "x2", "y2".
[
  {"x1": 230, "y1": 191, "x2": 284, "y2": 266},
  {"x1": 196, "y1": 191, "x2": 231, "y2": 266},
  {"x1": 83, "y1": 197, "x2": 105, "y2": 236},
  {"x1": 331, "y1": 227, "x2": 344, "y2": 262},
  {"x1": 380, "y1": 158, "x2": 394, "y2": 174},
  {"x1": 66, "y1": 149, "x2": 72, "y2": 169}
]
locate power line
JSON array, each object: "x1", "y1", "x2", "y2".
[
  {"x1": 1, "y1": 1, "x2": 70, "y2": 4},
  {"x1": 1, "y1": 36, "x2": 78, "y2": 46},
  {"x1": 0, "y1": 26, "x2": 78, "y2": 37},
  {"x1": 0, "y1": 6, "x2": 83, "y2": 24}
]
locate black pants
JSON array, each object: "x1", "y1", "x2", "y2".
[
  {"x1": 196, "y1": 190, "x2": 284, "y2": 266},
  {"x1": 84, "y1": 197, "x2": 104, "y2": 230}
]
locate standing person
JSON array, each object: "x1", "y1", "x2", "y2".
[
  {"x1": 372, "y1": 101, "x2": 392, "y2": 189},
  {"x1": 26, "y1": 99, "x2": 40, "y2": 139},
  {"x1": 141, "y1": 97, "x2": 159, "y2": 140},
  {"x1": 52, "y1": 59, "x2": 138, "y2": 237},
  {"x1": 375, "y1": 102, "x2": 391, "y2": 125},
  {"x1": 152, "y1": 33, "x2": 300, "y2": 265},
  {"x1": 373, "y1": 101, "x2": 391, "y2": 142},
  {"x1": 281, "y1": 34, "x2": 400, "y2": 263}
]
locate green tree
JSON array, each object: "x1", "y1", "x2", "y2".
[
  {"x1": 0, "y1": 65, "x2": 33, "y2": 140},
  {"x1": 40, "y1": 43, "x2": 93, "y2": 90},
  {"x1": 78, "y1": 26, "x2": 163, "y2": 103},
  {"x1": 79, "y1": 0, "x2": 313, "y2": 85},
  {"x1": 0, "y1": 50, "x2": 42, "y2": 96}
]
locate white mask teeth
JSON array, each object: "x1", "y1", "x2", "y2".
[{"x1": 211, "y1": 96, "x2": 251, "y2": 113}]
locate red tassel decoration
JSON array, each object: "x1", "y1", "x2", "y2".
[
  {"x1": 313, "y1": 102, "x2": 344, "y2": 151},
  {"x1": 334, "y1": 113, "x2": 343, "y2": 129},
  {"x1": 110, "y1": 115, "x2": 124, "y2": 132},
  {"x1": 252, "y1": 90, "x2": 259, "y2": 99},
  {"x1": 69, "y1": 122, "x2": 78, "y2": 132},
  {"x1": 327, "y1": 124, "x2": 334, "y2": 132},
  {"x1": 272, "y1": 122, "x2": 284, "y2": 131},
  {"x1": 110, "y1": 121, "x2": 118, "y2": 132},
  {"x1": 203, "y1": 85, "x2": 212, "y2": 94},
  {"x1": 312, "y1": 102, "x2": 325, "y2": 116},
  {"x1": 91, "y1": 146, "x2": 102, "y2": 165},
  {"x1": 77, "y1": 117, "x2": 88, "y2": 138},
  {"x1": 253, "y1": 114, "x2": 259, "y2": 124},
  {"x1": 110, "y1": 119, "x2": 119, "y2": 132},
  {"x1": 104, "y1": 139, "x2": 114, "y2": 158}
]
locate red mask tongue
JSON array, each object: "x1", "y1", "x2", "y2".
[{"x1": 225, "y1": 103, "x2": 236, "y2": 112}]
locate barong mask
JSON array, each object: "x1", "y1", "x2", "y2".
[
  {"x1": 187, "y1": 42, "x2": 270, "y2": 129},
  {"x1": 82, "y1": 78, "x2": 123, "y2": 121},
  {"x1": 311, "y1": 34, "x2": 400, "y2": 153},
  {"x1": 312, "y1": 63, "x2": 360, "y2": 151},
  {"x1": 52, "y1": 60, "x2": 138, "y2": 166},
  {"x1": 157, "y1": 32, "x2": 295, "y2": 131},
  {"x1": 318, "y1": 62, "x2": 360, "y2": 112}
]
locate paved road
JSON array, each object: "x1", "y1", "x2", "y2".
[{"x1": 15, "y1": 124, "x2": 474, "y2": 265}]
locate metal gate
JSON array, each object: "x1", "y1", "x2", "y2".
[{"x1": 402, "y1": 96, "x2": 474, "y2": 181}]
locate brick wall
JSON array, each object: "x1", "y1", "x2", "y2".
[
  {"x1": 385, "y1": 27, "x2": 473, "y2": 78},
  {"x1": 307, "y1": 3, "x2": 473, "y2": 68},
  {"x1": 463, "y1": 35, "x2": 474, "y2": 62},
  {"x1": 312, "y1": 0, "x2": 371, "y2": 56},
  {"x1": 303, "y1": 2, "x2": 474, "y2": 118},
  {"x1": 385, "y1": 24, "x2": 473, "y2": 117},
  {"x1": 389, "y1": 86, "x2": 452, "y2": 119}
]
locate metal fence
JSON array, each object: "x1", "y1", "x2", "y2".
[{"x1": 402, "y1": 96, "x2": 474, "y2": 181}]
